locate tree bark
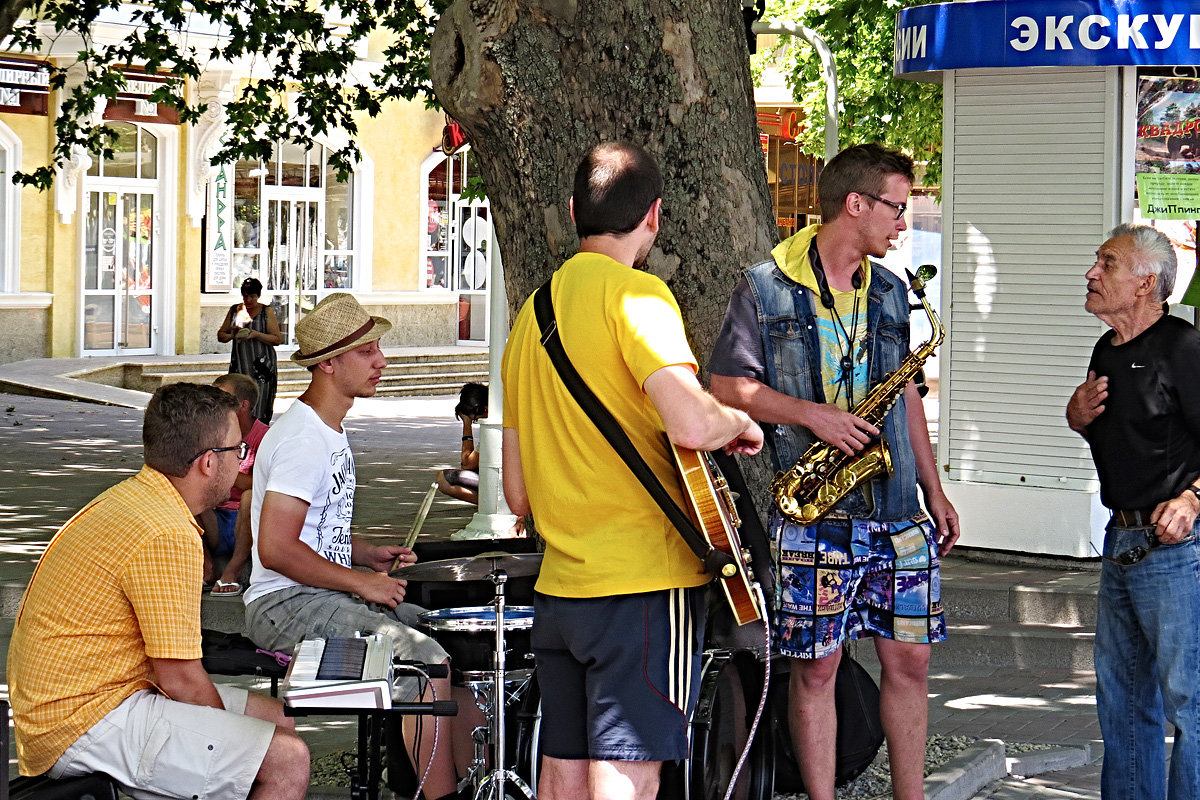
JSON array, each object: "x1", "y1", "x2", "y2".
[
  {"x1": 0, "y1": 0, "x2": 32, "y2": 48},
  {"x1": 429, "y1": 0, "x2": 778, "y2": 370}
]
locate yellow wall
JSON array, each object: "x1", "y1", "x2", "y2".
[
  {"x1": 176, "y1": 124, "x2": 202, "y2": 354},
  {"x1": 357, "y1": 98, "x2": 443, "y2": 291},
  {"x1": 0, "y1": 111, "x2": 77, "y2": 358},
  {"x1": 2, "y1": 112, "x2": 51, "y2": 294}
]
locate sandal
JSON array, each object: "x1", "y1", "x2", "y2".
[{"x1": 210, "y1": 580, "x2": 243, "y2": 597}]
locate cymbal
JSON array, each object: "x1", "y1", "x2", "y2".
[{"x1": 390, "y1": 551, "x2": 543, "y2": 582}]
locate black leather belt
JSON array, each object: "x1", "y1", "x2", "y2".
[{"x1": 1111, "y1": 507, "x2": 1157, "y2": 527}]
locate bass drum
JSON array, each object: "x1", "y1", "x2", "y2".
[
  {"x1": 387, "y1": 669, "x2": 542, "y2": 797},
  {"x1": 659, "y1": 648, "x2": 774, "y2": 800},
  {"x1": 509, "y1": 669, "x2": 542, "y2": 791}
]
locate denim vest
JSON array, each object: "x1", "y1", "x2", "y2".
[{"x1": 745, "y1": 260, "x2": 921, "y2": 521}]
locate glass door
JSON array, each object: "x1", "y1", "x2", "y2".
[
  {"x1": 264, "y1": 192, "x2": 322, "y2": 345},
  {"x1": 454, "y1": 201, "x2": 490, "y2": 343},
  {"x1": 82, "y1": 187, "x2": 157, "y2": 353},
  {"x1": 420, "y1": 147, "x2": 492, "y2": 345}
]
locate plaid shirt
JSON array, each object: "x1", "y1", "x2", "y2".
[{"x1": 7, "y1": 466, "x2": 204, "y2": 776}]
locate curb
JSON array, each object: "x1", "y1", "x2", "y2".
[
  {"x1": 1007, "y1": 744, "x2": 1091, "y2": 777},
  {"x1": 926, "y1": 739, "x2": 1007, "y2": 800},
  {"x1": 1, "y1": 583, "x2": 24, "y2": 618}
]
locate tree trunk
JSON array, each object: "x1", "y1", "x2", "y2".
[
  {"x1": 429, "y1": 0, "x2": 778, "y2": 370},
  {"x1": 0, "y1": 0, "x2": 32, "y2": 49}
]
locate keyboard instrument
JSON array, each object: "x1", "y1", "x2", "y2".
[{"x1": 282, "y1": 634, "x2": 394, "y2": 709}]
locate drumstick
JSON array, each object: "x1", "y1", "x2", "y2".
[{"x1": 394, "y1": 483, "x2": 439, "y2": 571}]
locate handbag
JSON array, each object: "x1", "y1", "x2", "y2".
[{"x1": 250, "y1": 353, "x2": 273, "y2": 383}]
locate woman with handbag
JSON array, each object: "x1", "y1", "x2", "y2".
[{"x1": 217, "y1": 277, "x2": 282, "y2": 422}]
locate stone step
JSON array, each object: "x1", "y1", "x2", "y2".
[
  {"x1": 277, "y1": 371, "x2": 489, "y2": 398},
  {"x1": 943, "y1": 580, "x2": 1098, "y2": 628},
  {"x1": 135, "y1": 355, "x2": 490, "y2": 398},
  {"x1": 941, "y1": 622, "x2": 1094, "y2": 671},
  {"x1": 923, "y1": 559, "x2": 1100, "y2": 672},
  {"x1": 139, "y1": 363, "x2": 488, "y2": 388},
  {"x1": 981, "y1": 777, "x2": 1096, "y2": 799},
  {"x1": 851, "y1": 619, "x2": 1094, "y2": 672},
  {"x1": 138, "y1": 350, "x2": 489, "y2": 376},
  {"x1": 202, "y1": 593, "x2": 248, "y2": 635}
]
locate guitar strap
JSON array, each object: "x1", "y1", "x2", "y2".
[{"x1": 531, "y1": 278, "x2": 736, "y2": 578}]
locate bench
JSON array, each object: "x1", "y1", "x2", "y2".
[{"x1": 1, "y1": 699, "x2": 118, "y2": 800}]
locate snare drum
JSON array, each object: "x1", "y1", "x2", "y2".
[{"x1": 418, "y1": 606, "x2": 535, "y2": 683}]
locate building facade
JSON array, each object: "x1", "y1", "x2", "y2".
[{"x1": 0, "y1": 10, "x2": 501, "y2": 365}]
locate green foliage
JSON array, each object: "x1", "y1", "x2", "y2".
[
  {"x1": 754, "y1": 0, "x2": 943, "y2": 187},
  {"x1": 5, "y1": 0, "x2": 445, "y2": 188}
]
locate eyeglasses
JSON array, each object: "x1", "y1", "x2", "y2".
[
  {"x1": 1096, "y1": 537, "x2": 1161, "y2": 567},
  {"x1": 188, "y1": 441, "x2": 249, "y2": 464},
  {"x1": 860, "y1": 192, "x2": 907, "y2": 220}
]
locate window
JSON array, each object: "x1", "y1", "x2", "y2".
[
  {"x1": 0, "y1": 120, "x2": 20, "y2": 292},
  {"x1": 218, "y1": 140, "x2": 360, "y2": 344},
  {"x1": 229, "y1": 142, "x2": 356, "y2": 291},
  {"x1": 86, "y1": 122, "x2": 157, "y2": 179}
]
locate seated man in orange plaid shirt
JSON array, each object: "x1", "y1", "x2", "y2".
[{"x1": 7, "y1": 383, "x2": 309, "y2": 800}]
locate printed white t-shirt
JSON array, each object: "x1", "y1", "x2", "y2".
[{"x1": 244, "y1": 400, "x2": 356, "y2": 604}]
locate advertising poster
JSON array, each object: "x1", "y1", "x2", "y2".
[
  {"x1": 204, "y1": 162, "x2": 233, "y2": 292},
  {"x1": 1136, "y1": 76, "x2": 1200, "y2": 306},
  {"x1": 1137, "y1": 76, "x2": 1200, "y2": 172}
]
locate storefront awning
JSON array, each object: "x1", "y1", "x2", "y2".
[{"x1": 896, "y1": 0, "x2": 1200, "y2": 79}]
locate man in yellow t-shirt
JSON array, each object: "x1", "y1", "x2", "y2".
[
  {"x1": 501, "y1": 141, "x2": 763, "y2": 800},
  {"x1": 7, "y1": 383, "x2": 308, "y2": 799}
]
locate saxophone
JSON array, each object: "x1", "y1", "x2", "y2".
[{"x1": 770, "y1": 265, "x2": 944, "y2": 525}]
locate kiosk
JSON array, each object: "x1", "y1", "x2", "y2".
[{"x1": 895, "y1": 0, "x2": 1200, "y2": 557}]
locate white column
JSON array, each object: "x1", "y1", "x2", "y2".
[{"x1": 453, "y1": 230, "x2": 518, "y2": 539}]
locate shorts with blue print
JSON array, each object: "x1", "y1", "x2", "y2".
[{"x1": 771, "y1": 512, "x2": 946, "y2": 659}]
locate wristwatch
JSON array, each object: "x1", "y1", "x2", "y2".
[{"x1": 1187, "y1": 485, "x2": 1200, "y2": 503}]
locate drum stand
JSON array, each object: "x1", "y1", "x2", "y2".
[{"x1": 460, "y1": 568, "x2": 535, "y2": 800}]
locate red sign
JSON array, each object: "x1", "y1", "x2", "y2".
[
  {"x1": 781, "y1": 110, "x2": 803, "y2": 140},
  {"x1": 757, "y1": 111, "x2": 781, "y2": 129}
]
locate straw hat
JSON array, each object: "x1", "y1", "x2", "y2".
[{"x1": 291, "y1": 293, "x2": 392, "y2": 367}]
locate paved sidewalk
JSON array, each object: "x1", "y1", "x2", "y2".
[{"x1": 0, "y1": 392, "x2": 1106, "y2": 797}]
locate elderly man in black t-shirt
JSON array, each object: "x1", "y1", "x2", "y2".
[{"x1": 1066, "y1": 222, "x2": 1200, "y2": 800}]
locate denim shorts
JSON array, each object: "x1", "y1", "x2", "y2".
[
  {"x1": 213, "y1": 508, "x2": 237, "y2": 556},
  {"x1": 771, "y1": 512, "x2": 947, "y2": 659}
]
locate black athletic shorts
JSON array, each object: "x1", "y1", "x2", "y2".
[{"x1": 531, "y1": 586, "x2": 705, "y2": 762}]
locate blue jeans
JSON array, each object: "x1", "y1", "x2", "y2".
[{"x1": 1096, "y1": 522, "x2": 1200, "y2": 800}]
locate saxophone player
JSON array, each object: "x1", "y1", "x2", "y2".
[{"x1": 709, "y1": 143, "x2": 959, "y2": 800}]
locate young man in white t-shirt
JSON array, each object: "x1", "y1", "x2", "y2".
[{"x1": 243, "y1": 293, "x2": 463, "y2": 800}]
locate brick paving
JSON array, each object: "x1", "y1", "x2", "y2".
[{"x1": 0, "y1": 391, "x2": 1112, "y2": 797}]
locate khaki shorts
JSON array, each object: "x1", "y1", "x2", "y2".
[
  {"x1": 49, "y1": 685, "x2": 275, "y2": 800},
  {"x1": 245, "y1": 585, "x2": 448, "y2": 700}
]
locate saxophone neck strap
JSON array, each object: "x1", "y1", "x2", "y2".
[{"x1": 531, "y1": 279, "x2": 733, "y2": 576}]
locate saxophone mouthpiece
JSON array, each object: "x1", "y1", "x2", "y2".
[{"x1": 906, "y1": 264, "x2": 937, "y2": 297}]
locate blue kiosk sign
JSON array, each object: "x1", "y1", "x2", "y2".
[{"x1": 896, "y1": 0, "x2": 1200, "y2": 76}]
